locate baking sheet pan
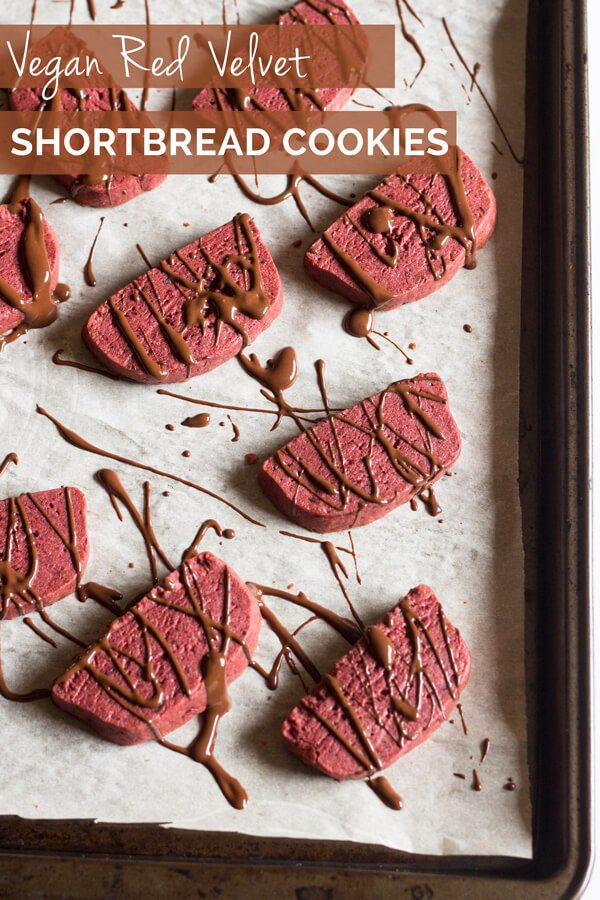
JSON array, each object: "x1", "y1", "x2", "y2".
[{"x1": 0, "y1": 0, "x2": 591, "y2": 895}]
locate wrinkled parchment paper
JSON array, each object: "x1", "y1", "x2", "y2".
[{"x1": 0, "y1": 0, "x2": 530, "y2": 856}]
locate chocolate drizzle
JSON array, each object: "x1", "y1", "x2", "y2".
[
  {"x1": 323, "y1": 230, "x2": 394, "y2": 307},
  {"x1": 7, "y1": 175, "x2": 31, "y2": 212},
  {"x1": 417, "y1": 486, "x2": 442, "y2": 517},
  {"x1": 160, "y1": 346, "x2": 344, "y2": 434},
  {"x1": 107, "y1": 214, "x2": 275, "y2": 383},
  {"x1": 343, "y1": 309, "x2": 413, "y2": 363},
  {"x1": 175, "y1": 212, "x2": 270, "y2": 346},
  {"x1": 210, "y1": 160, "x2": 352, "y2": 232},
  {"x1": 159, "y1": 383, "x2": 333, "y2": 431},
  {"x1": 238, "y1": 345, "x2": 346, "y2": 437},
  {"x1": 0, "y1": 487, "x2": 88, "y2": 700},
  {"x1": 368, "y1": 775, "x2": 403, "y2": 810},
  {"x1": 1, "y1": 487, "x2": 81, "y2": 620},
  {"x1": 96, "y1": 469, "x2": 174, "y2": 582},
  {"x1": 239, "y1": 346, "x2": 298, "y2": 399},
  {"x1": 279, "y1": 528, "x2": 361, "y2": 585},
  {"x1": 253, "y1": 601, "x2": 321, "y2": 690},
  {"x1": 250, "y1": 583, "x2": 361, "y2": 646},
  {"x1": 380, "y1": 334, "x2": 413, "y2": 364},
  {"x1": 321, "y1": 540, "x2": 365, "y2": 630},
  {"x1": 36, "y1": 405, "x2": 264, "y2": 526},
  {"x1": 0, "y1": 635, "x2": 50, "y2": 702},
  {"x1": 442, "y1": 18, "x2": 524, "y2": 165},
  {"x1": 77, "y1": 581, "x2": 123, "y2": 615},
  {"x1": 394, "y1": 0, "x2": 426, "y2": 87},
  {"x1": 367, "y1": 625, "x2": 395, "y2": 670},
  {"x1": 264, "y1": 584, "x2": 466, "y2": 808},
  {"x1": 182, "y1": 413, "x2": 211, "y2": 428},
  {"x1": 313, "y1": 132, "x2": 481, "y2": 320},
  {"x1": 52, "y1": 348, "x2": 122, "y2": 381},
  {"x1": 202, "y1": 0, "x2": 363, "y2": 228},
  {"x1": 344, "y1": 307, "x2": 376, "y2": 342},
  {"x1": 23, "y1": 616, "x2": 57, "y2": 647},
  {"x1": 267, "y1": 372, "x2": 450, "y2": 515},
  {"x1": 54, "y1": 283, "x2": 71, "y2": 302},
  {"x1": 368, "y1": 165, "x2": 477, "y2": 272},
  {"x1": 0, "y1": 453, "x2": 18, "y2": 478},
  {"x1": 456, "y1": 702, "x2": 468, "y2": 735},
  {"x1": 480, "y1": 736, "x2": 490, "y2": 764},
  {"x1": 84, "y1": 217, "x2": 105, "y2": 287},
  {"x1": 0, "y1": 485, "x2": 120, "y2": 625},
  {"x1": 298, "y1": 592, "x2": 463, "y2": 782},
  {"x1": 247, "y1": 582, "x2": 355, "y2": 692},
  {"x1": 227, "y1": 415, "x2": 240, "y2": 442},
  {"x1": 181, "y1": 519, "x2": 235, "y2": 563},
  {"x1": 55, "y1": 558, "x2": 251, "y2": 808},
  {"x1": 0, "y1": 190, "x2": 63, "y2": 350},
  {"x1": 237, "y1": 352, "x2": 453, "y2": 523},
  {"x1": 140, "y1": 0, "x2": 152, "y2": 111}
]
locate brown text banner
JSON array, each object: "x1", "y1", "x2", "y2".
[
  {"x1": 0, "y1": 24, "x2": 395, "y2": 93},
  {"x1": 0, "y1": 109, "x2": 457, "y2": 176}
]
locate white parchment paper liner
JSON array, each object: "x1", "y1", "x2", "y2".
[{"x1": 0, "y1": 0, "x2": 530, "y2": 857}]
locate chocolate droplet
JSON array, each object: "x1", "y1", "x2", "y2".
[
  {"x1": 363, "y1": 205, "x2": 393, "y2": 234},
  {"x1": 344, "y1": 307, "x2": 374, "y2": 339}
]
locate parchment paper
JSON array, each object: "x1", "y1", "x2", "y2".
[{"x1": 0, "y1": 0, "x2": 530, "y2": 856}]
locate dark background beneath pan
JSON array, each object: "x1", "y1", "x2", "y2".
[{"x1": 0, "y1": 0, "x2": 592, "y2": 896}]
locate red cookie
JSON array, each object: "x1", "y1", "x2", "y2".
[
  {"x1": 52, "y1": 552, "x2": 262, "y2": 745},
  {"x1": 283, "y1": 585, "x2": 471, "y2": 780},
  {"x1": 259, "y1": 373, "x2": 460, "y2": 533},
  {"x1": 0, "y1": 486, "x2": 88, "y2": 619},
  {"x1": 83, "y1": 214, "x2": 283, "y2": 384}
]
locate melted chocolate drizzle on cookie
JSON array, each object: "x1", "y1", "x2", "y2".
[
  {"x1": 54, "y1": 559, "x2": 251, "y2": 809},
  {"x1": 1, "y1": 488, "x2": 80, "y2": 623},
  {"x1": 307, "y1": 594, "x2": 462, "y2": 788},
  {"x1": 319, "y1": 156, "x2": 477, "y2": 318},
  {"x1": 106, "y1": 214, "x2": 274, "y2": 383},
  {"x1": 202, "y1": 1, "x2": 361, "y2": 227},
  {"x1": 1, "y1": 484, "x2": 120, "y2": 627},
  {"x1": 251, "y1": 583, "x2": 464, "y2": 809},
  {"x1": 0, "y1": 181, "x2": 67, "y2": 350},
  {"x1": 263, "y1": 366, "x2": 449, "y2": 514},
  {"x1": 0, "y1": 486, "x2": 93, "y2": 700},
  {"x1": 303, "y1": 107, "x2": 483, "y2": 342},
  {"x1": 35, "y1": 82, "x2": 127, "y2": 192}
]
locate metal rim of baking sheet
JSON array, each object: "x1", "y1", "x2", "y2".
[{"x1": 0, "y1": 0, "x2": 592, "y2": 896}]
